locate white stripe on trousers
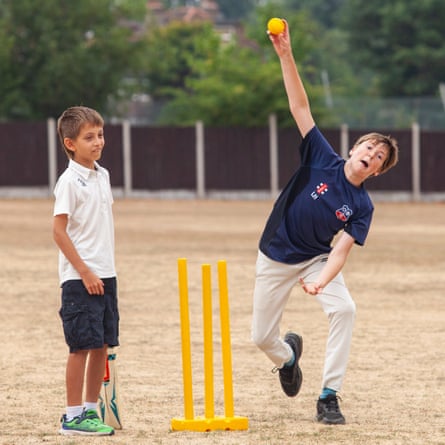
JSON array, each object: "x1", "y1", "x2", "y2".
[{"x1": 251, "y1": 250, "x2": 356, "y2": 392}]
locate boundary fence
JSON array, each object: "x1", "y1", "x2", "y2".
[{"x1": 0, "y1": 115, "x2": 444, "y2": 201}]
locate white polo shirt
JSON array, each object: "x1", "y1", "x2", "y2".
[{"x1": 54, "y1": 159, "x2": 116, "y2": 285}]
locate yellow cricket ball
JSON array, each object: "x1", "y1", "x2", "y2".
[{"x1": 267, "y1": 18, "x2": 285, "y2": 35}]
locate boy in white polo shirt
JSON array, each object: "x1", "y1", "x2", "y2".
[{"x1": 53, "y1": 106, "x2": 118, "y2": 436}]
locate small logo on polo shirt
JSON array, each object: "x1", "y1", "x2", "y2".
[
  {"x1": 311, "y1": 182, "x2": 329, "y2": 200},
  {"x1": 336, "y1": 205, "x2": 353, "y2": 222},
  {"x1": 77, "y1": 177, "x2": 87, "y2": 187}
]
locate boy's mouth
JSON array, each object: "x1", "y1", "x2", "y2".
[{"x1": 360, "y1": 160, "x2": 369, "y2": 168}]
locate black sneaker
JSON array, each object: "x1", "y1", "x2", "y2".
[
  {"x1": 316, "y1": 394, "x2": 346, "y2": 425},
  {"x1": 277, "y1": 332, "x2": 303, "y2": 397}
]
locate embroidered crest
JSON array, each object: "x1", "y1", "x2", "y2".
[{"x1": 335, "y1": 205, "x2": 353, "y2": 222}]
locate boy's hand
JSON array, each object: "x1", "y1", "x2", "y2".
[
  {"x1": 80, "y1": 270, "x2": 105, "y2": 295},
  {"x1": 299, "y1": 277, "x2": 323, "y2": 295},
  {"x1": 268, "y1": 19, "x2": 291, "y2": 58}
]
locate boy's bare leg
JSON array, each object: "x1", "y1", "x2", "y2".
[
  {"x1": 85, "y1": 345, "x2": 108, "y2": 404},
  {"x1": 66, "y1": 350, "x2": 89, "y2": 406}
]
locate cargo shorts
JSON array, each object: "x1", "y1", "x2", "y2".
[{"x1": 59, "y1": 277, "x2": 119, "y2": 353}]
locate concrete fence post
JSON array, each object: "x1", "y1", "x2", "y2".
[
  {"x1": 269, "y1": 114, "x2": 279, "y2": 198},
  {"x1": 412, "y1": 122, "x2": 421, "y2": 201},
  {"x1": 340, "y1": 123, "x2": 349, "y2": 160},
  {"x1": 122, "y1": 120, "x2": 132, "y2": 197},
  {"x1": 196, "y1": 120, "x2": 205, "y2": 199},
  {"x1": 47, "y1": 118, "x2": 57, "y2": 195}
]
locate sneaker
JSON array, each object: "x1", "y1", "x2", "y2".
[
  {"x1": 277, "y1": 332, "x2": 303, "y2": 397},
  {"x1": 59, "y1": 409, "x2": 115, "y2": 436},
  {"x1": 316, "y1": 394, "x2": 346, "y2": 425}
]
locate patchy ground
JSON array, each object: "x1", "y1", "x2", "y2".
[{"x1": 0, "y1": 199, "x2": 444, "y2": 445}]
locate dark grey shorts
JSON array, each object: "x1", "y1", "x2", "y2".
[{"x1": 59, "y1": 278, "x2": 119, "y2": 353}]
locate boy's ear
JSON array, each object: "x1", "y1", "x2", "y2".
[
  {"x1": 64, "y1": 137, "x2": 75, "y2": 151},
  {"x1": 349, "y1": 146, "x2": 357, "y2": 157}
]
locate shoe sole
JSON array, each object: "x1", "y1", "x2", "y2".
[
  {"x1": 316, "y1": 415, "x2": 346, "y2": 425},
  {"x1": 279, "y1": 332, "x2": 303, "y2": 397},
  {"x1": 59, "y1": 428, "x2": 115, "y2": 436}
]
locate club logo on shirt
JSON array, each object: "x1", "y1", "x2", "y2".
[
  {"x1": 336, "y1": 205, "x2": 353, "y2": 222},
  {"x1": 311, "y1": 182, "x2": 329, "y2": 200},
  {"x1": 77, "y1": 177, "x2": 87, "y2": 187}
]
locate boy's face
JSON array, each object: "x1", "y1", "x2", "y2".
[
  {"x1": 347, "y1": 139, "x2": 389, "y2": 183},
  {"x1": 64, "y1": 124, "x2": 104, "y2": 169}
]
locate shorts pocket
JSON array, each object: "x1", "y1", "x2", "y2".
[{"x1": 59, "y1": 303, "x2": 93, "y2": 349}]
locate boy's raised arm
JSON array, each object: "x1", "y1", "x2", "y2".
[{"x1": 269, "y1": 20, "x2": 315, "y2": 138}]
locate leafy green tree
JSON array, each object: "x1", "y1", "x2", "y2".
[
  {"x1": 157, "y1": 44, "x2": 286, "y2": 126},
  {"x1": 284, "y1": 0, "x2": 345, "y2": 28},
  {"x1": 0, "y1": 0, "x2": 145, "y2": 120},
  {"x1": 156, "y1": 7, "x2": 333, "y2": 127},
  {"x1": 215, "y1": 0, "x2": 257, "y2": 20},
  {"x1": 141, "y1": 21, "x2": 220, "y2": 99},
  {"x1": 341, "y1": 0, "x2": 445, "y2": 96}
]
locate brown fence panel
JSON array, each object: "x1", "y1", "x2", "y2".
[
  {"x1": 420, "y1": 130, "x2": 445, "y2": 192},
  {"x1": 131, "y1": 126, "x2": 195, "y2": 190},
  {"x1": 102, "y1": 124, "x2": 124, "y2": 187},
  {"x1": 323, "y1": 128, "x2": 342, "y2": 155},
  {"x1": 2, "y1": 122, "x2": 445, "y2": 196},
  {"x1": 204, "y1": 127, "x2": 269, "y2": 190},
  {"x1": 277, "y1": 128, "x2": 301, "y2": 188},
  {"x1": 0, "y1": 122, "x2": 47, "y2": 186}
]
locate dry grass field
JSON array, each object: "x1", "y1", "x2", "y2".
[{"x1": 0, "y1": 198, "x2": 444, "y2": 445}]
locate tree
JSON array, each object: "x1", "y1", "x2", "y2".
[
  {"x1": 341, "y1": 0, "x2": 445, "y2": 96},
  {"x1": 285, "y1": 0, "x2": 346, "y2": 28},
  {"x1": 155, "y1": 8, "x2": 331, "y2": 127},
  {"x1": 141, "y1": 21, "x2": 221, "y2": 100},
  {"x1": 0, "y1": 0, "x2": 146, "y2": 120},
  {"x1": 215, "y1": 0, "x2": 257, "y2": 20},
  {"x1": 157, "y1": 44, "x2": 287, "y2": 126}
]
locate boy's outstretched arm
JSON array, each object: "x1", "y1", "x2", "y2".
[
  {"x1": 53, "y1": 214, "x2": 105, "y2": 295},
  {"x1": 269, "y1": 20, "x2": 315, "y2": 138}
]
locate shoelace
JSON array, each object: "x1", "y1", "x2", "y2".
[{"x1": 324, "y1": 394, "x2": 342, "y2": 412}]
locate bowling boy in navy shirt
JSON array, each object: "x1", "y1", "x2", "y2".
[{"x1": 251, "y1": 20, "x2": 399, "y2": 424}]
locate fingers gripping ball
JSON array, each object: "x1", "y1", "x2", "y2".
[{"x1": 267, "y1": 18, "x2": 285, "y2": 35}]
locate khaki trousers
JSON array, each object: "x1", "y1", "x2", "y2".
[{"x1": 252, "y1": 250, "x2": 356, "y2": 392}]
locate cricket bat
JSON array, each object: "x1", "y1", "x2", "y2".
[{"x1": 98, "y1": 348, "x2": 123, "y2": 429}]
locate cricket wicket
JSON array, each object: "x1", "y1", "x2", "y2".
[{"x1": 170, "y1": 258, "x2": 249, "y2": 432}]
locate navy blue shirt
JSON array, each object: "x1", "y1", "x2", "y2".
[{"x1": 260, "y1": 126, "x2": 373, "y2": 264}]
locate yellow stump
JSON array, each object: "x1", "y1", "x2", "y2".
[
  {"x1": 177, "y1": 258, "x2": 194, "y2": 420},
  {"x1": 218, "y1": 260, "x2": 234, "y2": 418},
  {"x1": 202, "y1": 264, "x2": 214, "y2": 420},
  {"x1": 171, "y1": 259, "x2": 248, "y2": 432}
]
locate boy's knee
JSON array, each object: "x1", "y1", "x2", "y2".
[
  {"x1": 251, "y1": 330, "x2": 270, "y2": 351},
  {"x1": 336, "y1": 299, "x2": 356, "y2": 320}
]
